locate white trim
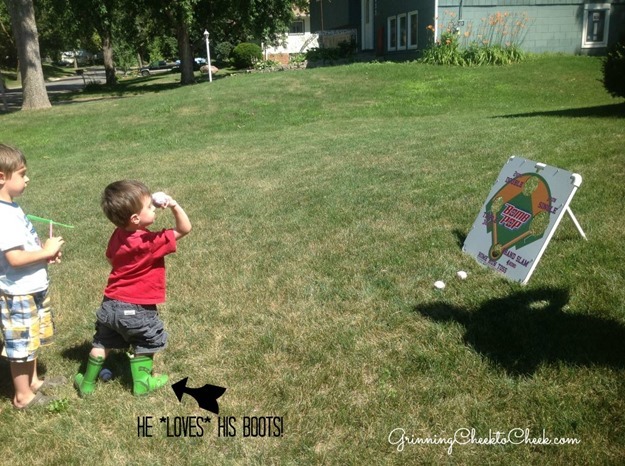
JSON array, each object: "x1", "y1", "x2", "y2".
[
  {"x1": 434, "y1": 0, "x2": 439, "y2": 42},
  {"x1": 361, "y1": 0, "x2": 374, "y2": 50},
  {"x1": 581, "y1": 3, "x2": 611, "y2": 48},
  {"x1": 408, "y1": 10, "x2": 418, "y2": 50},
  {"x1": 398, "y1": 13, "x2": 407, "y2": 50},
  {"x1": 387, "y1": 16, "x2": 397, "y2": 51}
]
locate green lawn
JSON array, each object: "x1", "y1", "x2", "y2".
[{"x1": 0, "y1": 55, "x2": 624, "y2": 465}]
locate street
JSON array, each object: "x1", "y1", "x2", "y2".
[{"x1": 2, "y1": 67, "x2": 107, "y2": 112}]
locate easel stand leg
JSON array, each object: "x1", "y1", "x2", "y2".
[{"x1": 566, "y1": 207, "x2": 587, "y2": 241}]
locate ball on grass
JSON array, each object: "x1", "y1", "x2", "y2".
[
  {"x1": 99, "y1": 368, "x2": 113, "y2": 382},
  {"x1": 434, "y1": 280, "x2": 446, "y2": 289}
]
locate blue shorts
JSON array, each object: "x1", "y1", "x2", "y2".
[
  {"x1": 0, "y1": 290, "x2": 54, "y2": 362},
  {"x1": 93, "y1": 298, "x2": 167, "y2": 354}
]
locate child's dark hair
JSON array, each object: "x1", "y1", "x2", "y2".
[
  {"x1": 101, "y1": 180, "x2": 151, "y2": 227},
  {"x1": 0, "y1": 144, "x2": 27, "y2": 177}
]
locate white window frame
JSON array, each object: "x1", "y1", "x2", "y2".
[
  {"x1": 290, "y1": 19, "x2": 305, "y2": 35},
  {"x1": 397, "y1": 13, "x2": 407, "y2": 50},
  {"x1": 408, "y1": 10, "x2": 418, "y2": 50},
  {"x1": 387, "y1": 16, "x2": 397, "y2": 51},
  {"x1": 581, "y1": 3, "x2": 611, "y2": 48}
]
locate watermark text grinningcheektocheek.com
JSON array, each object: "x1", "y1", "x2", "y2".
[{"x1": 388, "y1": 427, "x2": 581, "y2": 455}]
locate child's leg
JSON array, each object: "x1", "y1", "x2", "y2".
[
  {"x1": 29, "y1": 358, "x2": 42, "y2": 392},
  {"x1": 129, "y1": 353, "x2": 168, "y2": 396},
  {"x1": 90, "y1": 347, "x2": 109, "y2": 359},
  {"x1": 10, "y1": 359, "x2": 38, "y2": 408},
  {"x1": 29, "y1": 290, "x2": 58, "y2": 392},
  {"x1": 2, "y1": 292, "x2": 56, "y2": 406},
  {"x1": 74, "y1": 347, "x2": 108, "y2": 397}
]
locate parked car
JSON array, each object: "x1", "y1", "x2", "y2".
[
  {"x1": 139, "y1": 60, "x2": 175, "y2": 76},
  {"x1": 59, "y1": 49, "x2": 93, "y2": 67},
  {"x1": 173, "y1": 58, "x2": 207, "y2": 70}
]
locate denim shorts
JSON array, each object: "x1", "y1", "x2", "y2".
[
  {"x1": 93, "y1": 298, "x2": 167, "y2": 354},
  {"x1": 0, "y1": 289, "x2": 54, "y2": 362}
]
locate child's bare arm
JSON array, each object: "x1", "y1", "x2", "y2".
[
  {"x1": 153, "y1": 194, "x2": 191, "y2": 240},
  {"x1": 4, "y1": 236, "x2": 65, "y2": 267},
  {"x1": 168, "y1": 200, "x2": 191, "y2": 240}
]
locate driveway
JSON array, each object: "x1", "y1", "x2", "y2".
[{"x1": 1, "y1": 67, "x2": 107, "y2": 112}]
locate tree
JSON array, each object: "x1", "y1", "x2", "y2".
[
  {"x1": 0, "y1": 2, "x2": 17, "y2": 67},
  {"x1": 4, "y1": 0, "x2": 50, "y2": 109},
  {"x1": 46, "y1": 0, "x2": 128, "y2": 86},
  {"x1": 144, "y1": 0, "x2": 304, "y2": 85}
]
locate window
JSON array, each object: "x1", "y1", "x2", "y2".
[
  {"x1": 582, "y1": 4, "x2": 610, "y2": 48},
  {"x1": 408, "y1": 11, "x2": 418, "y2": 49},
  {"x1": 389, "y1": 12, "x2": 419, "y2": 52},
  {"x1": 398, "y1": 14, "x2": 407, "y2": 49},
  {"x1": 388, "y1": 16, "x2": 397, "y2": 51},
  {"x1": 290, "y1": 20, "x2": 304, "y2": 34}
]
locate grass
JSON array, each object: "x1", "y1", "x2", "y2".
[{"x1": 0, "y1": 54, "x2": 624, "y2": 465}]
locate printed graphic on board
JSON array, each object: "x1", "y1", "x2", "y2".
[{"x1": 463, "y1": 156, "x2": 582, "y2": 284}]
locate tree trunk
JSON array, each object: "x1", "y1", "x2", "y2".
[
  {"x1": 177, "y1": 22, "x2": 194, "y2": 85},
  {"x1": 102, "y1": 31, "x2": 116, "y2": 85},
  {"x1": 4, "y1": 0, "x2": 51, "y2": 110}
]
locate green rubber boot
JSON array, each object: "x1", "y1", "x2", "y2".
[
  {"x1": 74, "y1": 355, "x2": 104, "y2": 397},
  {"x1": 129, "y1": 354, "x2": 168, "y2": 396}
]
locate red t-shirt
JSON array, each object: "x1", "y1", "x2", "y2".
[{"x1": 104, "y1": 228, "x2": 177, "y2": 304}]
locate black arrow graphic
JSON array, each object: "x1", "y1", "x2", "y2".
[{"x1": 171, "y1": 377, "x2": 226, "y2": 414}]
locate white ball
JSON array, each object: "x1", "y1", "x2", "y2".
[
  {"x1": 434, "y1": 280, "x2": 446, "y2": 289},
  {"x1": 152, "y1": 192, "x2": 168, "y2": 207},
  {"x1": 457, "y1": 271, "x2": 468, "y2": 280}
]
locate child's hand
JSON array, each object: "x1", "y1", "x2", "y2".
[
  {"x1": 43, "y1": 236, "x2": 65, "y2": 259},
  {"x1": 152, "y1": 192, "x2": 177, "y2": 209}
]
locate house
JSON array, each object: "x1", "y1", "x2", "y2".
[
  {"x1": 263, "y1": 8, "x2": 319, "y2": 64},
  {"x1": 309, "y1": 0, "x2": 625, "y2": 56}
]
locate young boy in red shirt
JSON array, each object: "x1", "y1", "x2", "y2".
[{"x1": 74, "y1": 180, "x2": 191, "y2": 396}]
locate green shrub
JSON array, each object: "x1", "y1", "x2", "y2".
[
  {"x1": 231, "y1": 42, "x2": 262, "y2": 69},
  {"x1": 289, "y1": 53, "x2": 307, "y2": 68},
  {"x1": 306, "y1": 40, "x2": 356, "y2": 62},
  {"x1": 254, "y1": 59, "x2": 280, "y2": 71},
  {"x1": 215, "y1": 41, "x2": 233, "y2": 65},
  {"x1": 421, "y1": 11, "x2": 527, "y2": 66},
  {"x1": 602, "y1": 34, "x2": 625, "y2": 99},
  {"x1": 421, "y1": 30, "x2": 466, "y2": 66}
]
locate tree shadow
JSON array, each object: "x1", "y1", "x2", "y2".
[
  {"x1": 414, "y1": 287, "x2": 625, "y2": 376},
  {"x1": 496, "y1": 102, "x2": 625, "y2": 119},
  {"x1": 1, "y1": 75, "x2": 223, "y2": 114}
]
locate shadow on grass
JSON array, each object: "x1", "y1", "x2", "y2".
[
  {"x1": 414, "y1": 287, "x2": 625, "y2": 376},
  {"x1": 61, "y1": 341, "x2": 132, "y2": 389},
  {"x1": 59, "y1": 79, "x2": 182, "y2": 100},
  {"x1": 452, "y1": 229, "x2": 467, "y2": 249},
  {"x1": 0, "y1": 357, "x2": 51, "y2": 401},
  {"x1": 497, "y1": 102, "x2": 625, "y2": 119}
]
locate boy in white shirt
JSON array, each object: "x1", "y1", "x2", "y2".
[{"x1": 0, "y1": 144, "x2": 65, "y2": 409}]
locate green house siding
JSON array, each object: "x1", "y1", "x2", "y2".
[
  {"x1": 376, "y1": 0, "x2": 433, "y2": 55},
  {"x1": 439, "y1": 4, "x2": 583, "y2": 53},
  {"x1": 438, "y1": 0, "x2": 625, "y2": 54},
  {"x1": 308, "y1": 0, "x2": 624, "y2": 55}
]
